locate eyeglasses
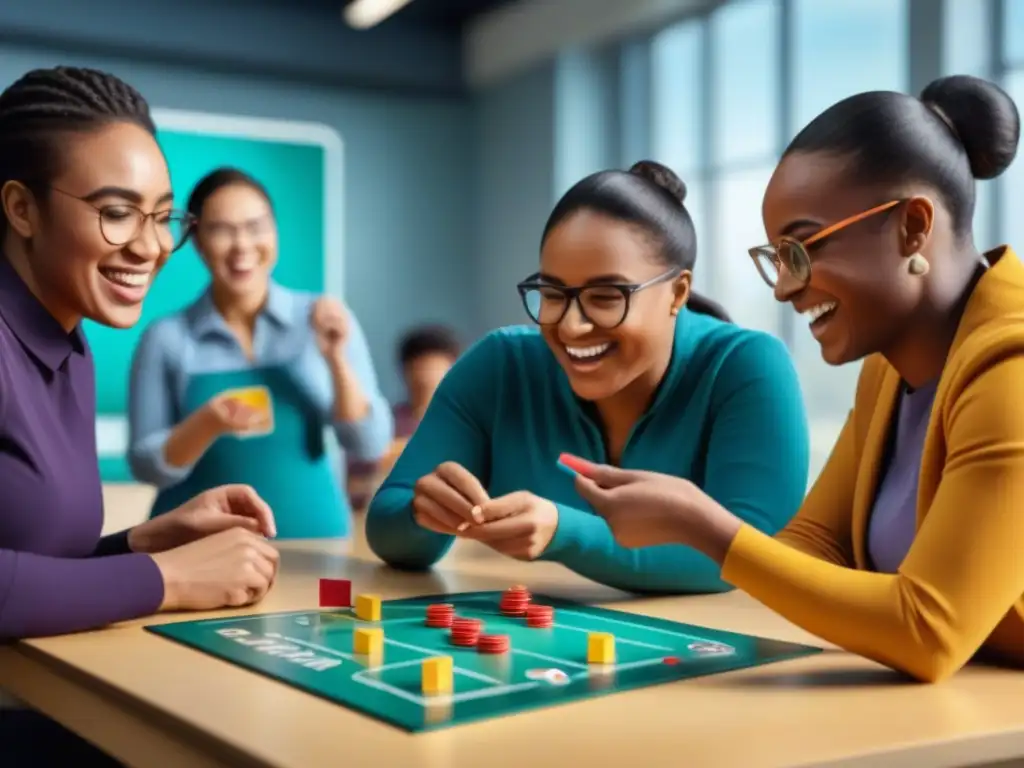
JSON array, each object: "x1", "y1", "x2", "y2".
[
  {"x1": 748, "y1": 200, "x2": 903, "y2": 289},
  {"x1": 51, "y1": 187, "x2": 195, "y2": 252},
  {"x1": 200, "y1": 214, "x2": 275, "y2": 248},
  {"x1": 516, "y1": 268, "x2": 680, "y2": 329}
]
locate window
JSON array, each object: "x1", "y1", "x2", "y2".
[
  {"x1": 710, "y1": 0, "x2": 780, "y2": 165},
  {"x1": 651, "y1": 19, "x2": 710, "y2": 295},
  {"x1": 1005, "y1": 0, "x2": 1024, "y2": 66},
  {"x1": 789, "y1": 0, "x2": 908, "y2": 478},
  {"x1": 791, "y1": 0, "x2": 908, "y2": 129},
  {"x1": 944, "y1": 0, "x2": 992, "y2": 77},
  {"x1": 973, "y1": 180, "x2": 996, "y2": 252},
  {"x1": 651, "y1": 20, "x2": 703, "y2": 176},
  {"x1": 712, "y1": 165, "x2": 779, "y2": 337},
  {"x1": 1000, "y1": 70, "x2": 1024, "y2": 250},
  {"x1": 686, "y1": 179, "x2": 711, "y2": 295}
]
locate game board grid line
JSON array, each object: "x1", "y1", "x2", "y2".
[{"x1": 271, "y1": 626, "x2": 714, "y2": 708}]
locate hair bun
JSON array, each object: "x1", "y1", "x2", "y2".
[
  {"x1": 920, "y1": 75, "x2": 1020, "y2": 180},
  {"x1": 629, "y1": 160, "x2": 687, "y2": 205}
]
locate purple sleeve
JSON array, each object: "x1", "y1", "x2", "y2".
[{"x1": 0, "y1": 549, "x2": 164, "y2": 639}]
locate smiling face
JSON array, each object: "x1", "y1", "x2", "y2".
[
  {"x1": 2, "y1": 121, "x2": 174, "y2": 330},
  {"x1": 537, "y1": 209, "x2": 688, "y2": 402},
  {"x1": 761, "y1": 151, "x2": 935, "y2": 366},
  {"x1": 193, "y1": 183, "x2": 277, "y2": 300}
]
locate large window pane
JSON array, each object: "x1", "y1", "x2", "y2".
[
  {"x1": 1000, "y1": 70, "x2": 1024, "y2": 249},
  {"x1": 711, "y1": 164, "x2": 781, "y2": 337},
  {"x1": 1005, "y1": 0, "x2": 1024, "y2": 67},
  {"x1": 791, "y1": 0, "x2": 907, "y2": 130},
  {"x1": 710, "y1": 0, "x2": 779, "y2": 165},
  {"x1": 685, "y1": 179, "x2": 710, "y2": 295},
  {"x1": 794, "y1": 324, "x2": 861, "y2": 485},
  {"x1": 944, "y1": 0, "x2": 992, "y2": 77},
  {"x1": 973, "y1": 179, "x2": 995, "y2": 252},
  {"x1": 651, "y1": 20, "x2": 703, "y2": 175}
]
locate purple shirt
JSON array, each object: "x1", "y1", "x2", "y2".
[
  {"x1": 0, "y1": 256, "x2": 163, "y2": 639},
  {"x1": 867, "y1": 379, "x2": 939, "y2": 574}
]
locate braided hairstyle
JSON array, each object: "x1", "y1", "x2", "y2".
[{"x1": 0, "y1": 66, "x2": 156, "y2": 239}]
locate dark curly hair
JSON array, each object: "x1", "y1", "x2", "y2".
[{"x1": 398, "y1": 325, "x2": 461, "y2": 366}]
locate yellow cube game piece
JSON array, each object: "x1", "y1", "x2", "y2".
[
  {"x1": 422, "y1": 656, "x2": 453, "y2": 695},
  {"x1": 587, "y1": 632, "x2": 615, "y2": 664},
  {"x1": 353, "y1": 627, "x2": 383, "y2": 655},
  {"x1": 354, "y1": 593, "x2": 381, "y2": 622}
]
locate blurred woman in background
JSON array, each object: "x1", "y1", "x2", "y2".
[{"x1": 128, "y1": 168, "x2": 392, "y2": 539}]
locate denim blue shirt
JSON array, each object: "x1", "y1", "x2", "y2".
[{"x1": 127, "y1": 282, "x2": 393, "y2": 489}]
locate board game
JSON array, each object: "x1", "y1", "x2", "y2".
[{"x1": 146, "y1": 586, "x2": 821, "y2": 732}]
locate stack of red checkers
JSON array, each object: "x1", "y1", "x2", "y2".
[
  {"x1": 525, "y1": 604, "x2": 554, "y2": 628},
  {"x1": 449, "y1": 618, "x2": 483, "y2": 647},
  {"x1": 425, "y1": 603, "x2": 455, "y2": 628},
  {"x1": 477, "y1": 633, "x2": 511, "y2": 654},
  {"x1": 499, "y1": 585, "x2": 531, "y2": 616}
]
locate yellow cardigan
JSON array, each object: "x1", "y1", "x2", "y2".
[{"x1": 722, "y1": 246, "x2": 1024, "y2": 682}]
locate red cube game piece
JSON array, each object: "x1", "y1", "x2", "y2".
[{"x1": 319, "y1": 578, "x2": 352, "y2": 608}]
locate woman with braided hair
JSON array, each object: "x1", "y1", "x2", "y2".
[{"x1": 0, "y1": 67, "x2": 280, "y2": 762}]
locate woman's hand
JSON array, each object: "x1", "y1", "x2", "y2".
[
  {"x1": 568, "y1": 455, "x2": 741, "y2": 561},
  {"x1": 412, "y1": 462, "x2": 488, "y2": 534},
  {"x1": 462, "y1": 491, "x2": 559, "y2": 561},
  {"x1": 129, "y1": 484, "x2": 277, "y2": 554},
  {"x1": 310, "y1": 296, "x2": 348, "y2": 361},
  {"x1": 203, "y1": 392, "x2": 269, "y2": 435},
  {"x1": 151, "y1": 527, "x2": 280, "y2": 611}
]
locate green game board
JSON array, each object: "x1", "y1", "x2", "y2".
[{"x1": 146, "y1": 592, "x2": 820, "y2": 732}]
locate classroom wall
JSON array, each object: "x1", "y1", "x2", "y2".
[
  {"x1": 0, "y1": 0, "x2": 463, "y2": 95},
  {"x1": 473, "y1": 63, "x2": 558, "y2": 331},
  {"x1": 0, "y1": 42, "x2": 476, "y2": 404}
]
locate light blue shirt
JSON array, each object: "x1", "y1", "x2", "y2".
[{"x1": 127, "y1": 282, "x2": 393, "y2": 489}]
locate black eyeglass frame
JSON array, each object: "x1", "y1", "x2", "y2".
[{"x1": 516, "y1": 267, "x2": 681, "y2": 329}]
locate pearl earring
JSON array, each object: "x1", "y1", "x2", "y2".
[{"x1": 908, "y1": 253, "x2": 930, "y2": 276}]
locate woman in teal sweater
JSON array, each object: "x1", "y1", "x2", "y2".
[{"x1": 366, "y1": 160, "x2": 810, "y2": 593}]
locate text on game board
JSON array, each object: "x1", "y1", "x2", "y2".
[{"x1": 216, "y1": 628, "x2": 341, "y2": 672}]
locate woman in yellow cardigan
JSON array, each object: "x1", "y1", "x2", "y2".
[{"x1": 533, "y1": 74, "x2": 1024, "y2": 683}]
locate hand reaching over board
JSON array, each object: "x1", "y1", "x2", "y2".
[{"x1": 412, "y1": 462, "x2": 489, "y2": 535}]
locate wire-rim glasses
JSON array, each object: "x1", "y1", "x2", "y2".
[
  {"x1": 516, "y1": 267, "x2": 680, "y2": 329},
  {"x1": 51, "y1": 187, "x2": 196, "y2": 253},
  {"x1": 747, "y1": 200, "x2": 903, "y2": 289}
]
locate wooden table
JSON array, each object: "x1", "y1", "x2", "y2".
[{"x1": 2, "y1": 534, "x2": 1024, "y2": 768}]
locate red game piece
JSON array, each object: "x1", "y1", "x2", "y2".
[
  {"x1": 526, "y1": 604, "x2": 554, "y2": 628},
  {"x1": 449, "y1": 618, "x2": 483, "y2": 647},
  {"x1": 477, "y1": 634, "x2": 510, "y2": 654},
  {"x1": 499, "y1": 585, "x2": 531, "y2": 616},
  {"x1": 318, "y1": 578, "x2": 352, "y2": 608},
  {"x1": 425, "y1": 603, "x2": 455, "y2": 628},
  {"x1": 557, "y1": 453, "x2": 593, "y2": 476}
]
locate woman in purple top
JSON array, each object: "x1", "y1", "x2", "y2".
[{"x1": 0, "y1": 68, "x2": 280, "y2": 764}]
